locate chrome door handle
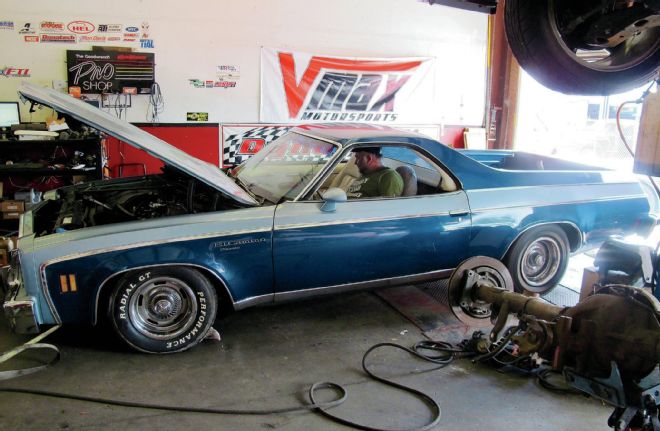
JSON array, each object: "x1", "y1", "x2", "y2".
[{"x1": 449, "y1": 209, "x2": 469, "y2": 217}]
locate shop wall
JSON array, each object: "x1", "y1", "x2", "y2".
[{"x1": 0, "y1": 0, "x2": 488, "y2": 127}]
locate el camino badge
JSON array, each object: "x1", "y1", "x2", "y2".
[{"x1": 211, "y1": 237, "x2": 267, "y2": 251}]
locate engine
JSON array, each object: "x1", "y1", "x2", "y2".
[{"x1": 32, "y1": 169, "x2": 245, "y2": 237}]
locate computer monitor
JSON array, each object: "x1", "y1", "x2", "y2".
[{"x1": 0, "y1": 102, "x2": 20, "y2": 127}]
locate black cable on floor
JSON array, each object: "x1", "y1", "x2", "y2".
[
  {"x1": 310, "y1": 341, "x2": 465, "y2": 431},
  {"x1": 0, "y1": 327, "x2": 579, "y2": 430},
  {"x1": 0, "y1": 340, "x2": 468, "y2": 431},
  {"x1": 535, "y1": 368, "x2": 582, "y2": 394},
  {"x1": 0, "y1": 383, "x2": 347, "y2": 415}
]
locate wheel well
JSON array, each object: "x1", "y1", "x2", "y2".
[
  {"x1": 556, "y1": 223, "x2": 582, "y2": 252},
  {"x1": 503, "y1": 222, "x2": 583, "y2": 261},
  {"x1": 94, "y1": 264, "x2": 235, "y2": 326}
]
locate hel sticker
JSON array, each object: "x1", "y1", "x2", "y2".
[{"x1": 238, "y1": 139, "x2": 265, "y2": 155}]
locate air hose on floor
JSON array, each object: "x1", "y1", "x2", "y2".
[
  {"x1": 0, "y1": 326, "x2": 567, "y2": 431},
  {"x1": 0, "y1": 325, "x2": 61, "y2": 380}
]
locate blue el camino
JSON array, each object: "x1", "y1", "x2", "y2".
[{"x1": 3, "y1": 82, "x2": 657, "y2": 353}]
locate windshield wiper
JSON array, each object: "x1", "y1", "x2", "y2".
[{"x1": 234, "y1": 176, "x2": 264, "y2": 204}]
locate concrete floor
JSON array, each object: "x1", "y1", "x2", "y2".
[{"x1": 0, "y1": 291, "x2": 611, "y2": 430}]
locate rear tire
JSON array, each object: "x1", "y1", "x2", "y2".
[
  {"x1": 505, "y1": 225, "x2": 570, "y2": 294},
  {"x1": 109, "y1": 267, "x2": 217, "y2": 353},
  {"x1": 505, "y1": 0, "x2": 660, "y2": 95}
]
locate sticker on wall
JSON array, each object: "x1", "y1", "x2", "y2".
[
  {"x1": 188, "y1": 79, "x2": 205, "y2": 88},
  {"x1": 187, "y1": 112, "x2": 208, "y2": 122},
  {"x1": 24, "y1": 35, "x2": 39, "y2": 42},
  {"x1": 140, "y1": 39, "x2": 154, "y2": 48},
  {"x1": 67, "y1": 21, "x2": 95, "y2": 34},
  {"x1": 215, "y1": 65, "x2": 239, "y2": 89},
  {"x1": 140, "y1": 22, "x2": 150, "y2": 39},
  {"x1": 214, "y1": 81, "x2": 236, "y2": 88},
  {"x1": 0, "y1": 67, "x2": 30, "y2": 78},
  {"x1": 97, "y1": 24, "x2": 122, "y2": 33},
  {"x1": 68, "y1": 86, "x2": 81, "y2": 98},
  {"x1": 217, "y1": 65, "x2": 240, "y2": 80},
  {"x1": 0, "y1": 21, "x2": 14, "y2": 30},
  {"x1": 18, "y1": 23, "x2": 35, "y2": 34},
  {"x1": 188, "y1": 79, "x2": 235, "y2": 89},
  {"x1": 40, "y1": 21, "x2": 64, "y2": 32},
  {"x1": 41, "y1": 34, "x2": 77, "y2": 43},
  {"x1": 123, "y1": 26, "x2": 139, "y2": 42},
  {"x1": 79, "y1": 35, "x2": 106, "y2": 43}
]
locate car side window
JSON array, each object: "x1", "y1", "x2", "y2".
[{"x1": 316, "y1": 145, "x2": 457, "y2": 199}]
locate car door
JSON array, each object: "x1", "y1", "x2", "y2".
[{"x1": 272, "y1": 190, "x2": 472, "y2": 299}]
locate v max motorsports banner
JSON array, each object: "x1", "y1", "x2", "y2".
[{"x1": 261, "y1": 48, "x2": 435, "y2": 124}]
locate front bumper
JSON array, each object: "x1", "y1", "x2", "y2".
[
  {"x1": 2, "y1": 251, "x2": 40, "y2": 334},
  {"x1": 3, "y1": 299, "x2": 39, "y2": 334}
]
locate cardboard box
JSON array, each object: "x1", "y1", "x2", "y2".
[
  {"x1": 2, "y1": 212, "x2": 21, "y2": 220},
  {"x1": 580, "y1": 266, "x2": 600, "y2": 302},
  {"x1": 1, "y1": 200, "x2": 24, "y2": 213}
]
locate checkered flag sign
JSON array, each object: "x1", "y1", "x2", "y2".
[{"x1": 223, "y1": 126, "x2": 292, "y2": 167}]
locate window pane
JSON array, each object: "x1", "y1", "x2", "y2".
[{"x1": 514, "y1": 70, "x2": 652, "y2": 172}]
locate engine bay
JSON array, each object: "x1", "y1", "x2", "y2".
[{"x1": 32, "y1": 167, "x2": 247, "y2": 237}]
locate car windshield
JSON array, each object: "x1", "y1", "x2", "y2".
[{"x1": 235, "y1": 132, "x2": 339, "y2": 203}]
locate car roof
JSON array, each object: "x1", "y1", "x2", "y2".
[{"x1": 292, "y1": 123, "x2": 431, "y2": 145}]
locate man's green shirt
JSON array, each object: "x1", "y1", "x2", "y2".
[{"x1": 347, "y1": 167, "x2": 403, "y2": 198}]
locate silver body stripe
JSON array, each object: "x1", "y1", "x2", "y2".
[
  {"x1": 274, "y1": 211, "x2": 452, "y2": 231},
  {"x1": 37, "y1": 226, "x2": 272, "y2": 323}
]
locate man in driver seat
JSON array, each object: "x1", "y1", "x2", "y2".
[{"x1": 347, "y1": 147, "x2": 403, "y2": 199}]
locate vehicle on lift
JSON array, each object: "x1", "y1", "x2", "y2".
[
  {"x1": 3, "y1": 83, "x2": 657, "y2": 353},
  {"x1": 431, "y1": 0, "x2": 660, "y2": 95}
]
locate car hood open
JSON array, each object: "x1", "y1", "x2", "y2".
[{"x1": 17, "y1": 82, "x2": 258, "y2": 206}]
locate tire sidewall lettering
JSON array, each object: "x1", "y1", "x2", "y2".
[{"x1": 110, "y1": 267, "x2": 217, "y2": 353}]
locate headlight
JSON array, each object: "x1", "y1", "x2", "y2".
[{"x1": 4, "y1": 250, "x2": 22, "y2": 300}]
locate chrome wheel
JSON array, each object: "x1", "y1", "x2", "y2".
[
  {"x1": 520, "y1": 236, "x2": 561, "y2": 288},
  {"x1": 505, "y1": 0, "x2": 660, "y2": 95},
  {"x1": 128, "y1": 276, "x2": 198, "y2": 340},
  {"x1": 549, "y1": 0, "x2": 660, "y2": 73}
]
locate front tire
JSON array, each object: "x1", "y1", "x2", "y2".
[
  {"x1": 505, "y1": 0, "x2": 660, "y2": 95},
  {"x1": 505, "y1": 225, "x2": 570, "y2": 294},
  {"x1": 109, "y1": 267, "x2": 217, "y2": 353}
]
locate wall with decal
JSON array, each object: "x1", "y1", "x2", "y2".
[{"x1": 0, "y1": 0, "x2": 487, "y2": 127}]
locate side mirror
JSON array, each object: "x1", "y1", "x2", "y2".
[{"x1": 320, "y1": 187, "x2": 347, "y2": 213}]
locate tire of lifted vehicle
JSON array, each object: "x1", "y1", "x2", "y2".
[
  {"x1": 505, "y1": 0, "x2": 660, "y2": 95},
  {"x1": 109, "y1": 266, "x2": 217, "y2": 353},
  {"x1": 505, "y1": 225, "x2": 570, "y2": 295}
]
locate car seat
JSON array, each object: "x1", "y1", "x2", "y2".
[
  {"x1": 329, "y1": 155, "x2": 360, "y2": 191},
  {"x1": 395, "y1": 165, "x2": 417, "y2": 197}
]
